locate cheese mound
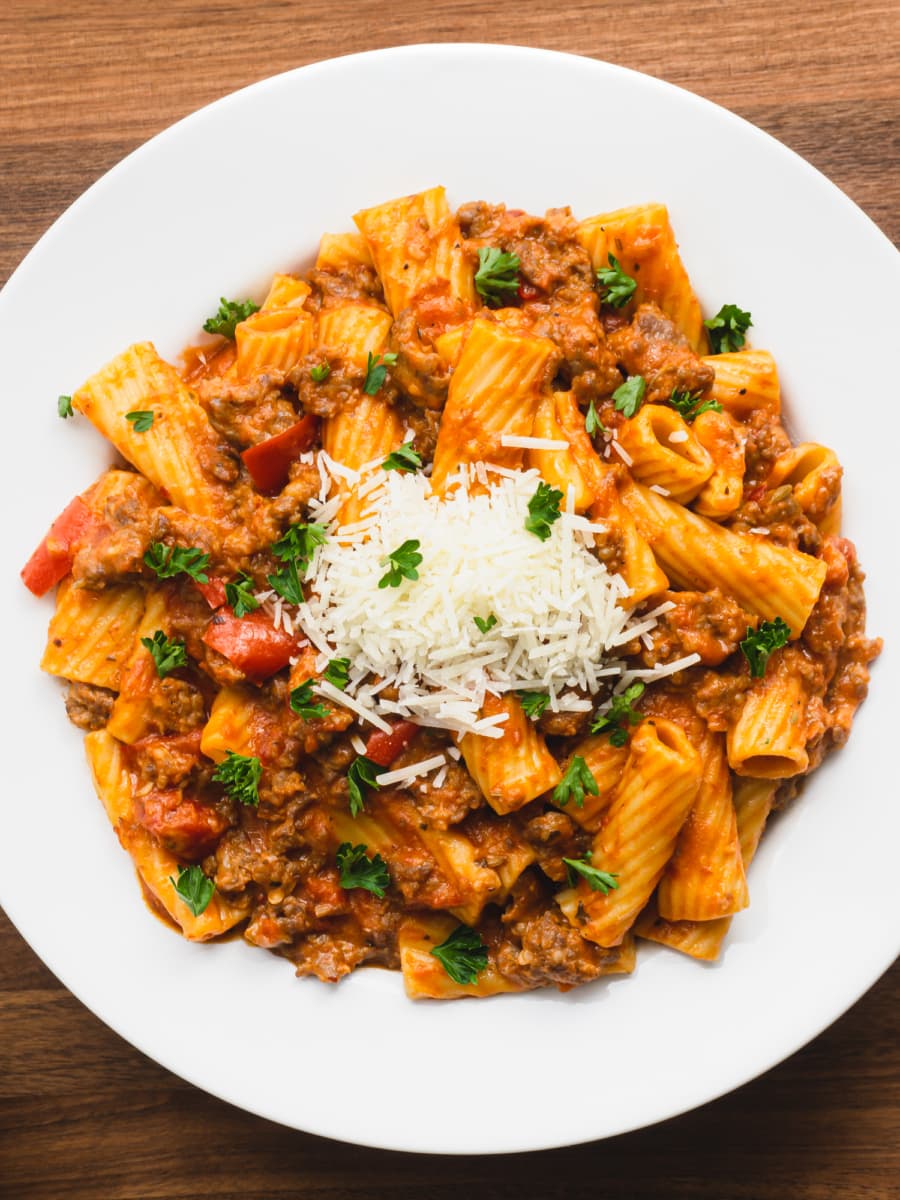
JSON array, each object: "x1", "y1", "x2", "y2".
[{"x1": 295, "y1": 462, "x2": 663, "y2": 739}]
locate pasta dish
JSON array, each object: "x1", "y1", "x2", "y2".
[{"x1": 22, "y1": 189, "x2": 881, "y2": 997}]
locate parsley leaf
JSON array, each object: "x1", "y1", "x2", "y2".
[
  {"x1": 58, "y1": 394, "x2": 74, "y2": 419},
  {"x1": 473, "y1": 614, "x2": 498, "y2": 634},
  {"x1": 553, "y1": 756, "x2": 599, "y2": 809},
  {"x1": 347, "y1": 755, "x2": 381, "y2": 817},
  {"x1": 704, "y1": 304, "x2": 752, "y2": 354},
  {"x1": 520, "y1": 691, "x2": 551, "y2": 720},
  {"x1": 525, "y1": 482, "x2": 564, "y2": 542},
  {"x1": 591, "y1": 681, "x2": 645, "y2": 745},
  {"x1": 596, "y1": 253, "x2": 637, "y2": 308},
  {"x1": 212, "y1": 750, "x2": 262, "y2": 807},
  {"x1": 323, "y1": 657, "x2": 351, "y2": 690},
  {"x1": 563, "y1": 852, "x2": 619, "y2": 893},
  {"x1": 203, "y1": 297, "x2": 259, "y2": 340},
  {"x1": 310, "y1": 361, "x2": 331, "y2": 383},
  {"x1": 290, "y1": 679, "x2": 331, "y2": 720},
  {"x1": 169, "y1": 864, "x2": 215, "y2": 916},
  {"x1": 335, "y1": 842, "x2": 391, "y2": 898},
  {"x1": 378, "y1": 539, "x2": 422, "y2": 588},
  {"x1": 141, "y1": 630, "x2": 189, "y2": 678},
  {"x1": 125, "y1": 410, "x2": 154, "y2": 432},
  {"x1": 271, "y1": 522, "x2": 327, "y2": 571},
  {"x1": 430, "y1": 924, "x2": 489, "y2": 985},
  {"x1": 363, "y1": 351, "x2": 398, "y2": 396},
  {"x1": 585, "y1": 398, "x2": 606, "y2": 436},
  {"x1": 612, "y1": 375, "x2": 646, "y2": 419},
  {"x1": 668, "y1": 389, "x2": 722, "y2": 422},
  {"x1": 474, "y1": 247, "x2": 521, "y2": 306},
  {"x1": 143, "y1": 543, "x2": 210, "y2": 583},
  {"x1": 382, "y1": 443, "x2": 422, "y2": 473},
  {"x1": 267, "y1": 560, "x2": 304, "y2": 606},
  {"x1": 224, "y1": 571, "x2": 260, "y2": 617},
  {"x1": 740, "y1": 617, "x2": 791, "y2": 677}
]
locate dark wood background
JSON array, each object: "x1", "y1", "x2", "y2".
[{"x1": 2, "y1": 2, "x2": 897, "y2": 1196}]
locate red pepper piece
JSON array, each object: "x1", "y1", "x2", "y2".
[
  {"x1": 365, "y1": 720, "x2": 419, "y2": 768},
  {"x1": 21, "y1": 496, "x2": 95, "y2": 596},
  {"x1": 194, "y1": 577, "x2": 228, "y2": 609},
  {"x1": 202, "y1": 607, "x2": 297, "y2": 681},
  {"x1": 241, "y1": 415, "x2": 319, "y2": 495}
]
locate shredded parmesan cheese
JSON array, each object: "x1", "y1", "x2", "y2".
[
  {"x1": 499, "y1": 434, "x2": 569, "y2": 451},
  {"x1": 291, "y1": 461, "x2": 661, "y2": 737}
]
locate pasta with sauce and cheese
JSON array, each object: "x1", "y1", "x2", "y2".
[{"x1": 23, "y1": 191, "x2": 881, "y2": 998}]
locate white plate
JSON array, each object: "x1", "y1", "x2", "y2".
[{"x1": 1, "y1": 45, "x2": 897, "y2": 1155}]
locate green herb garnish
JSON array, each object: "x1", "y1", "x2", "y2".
[
  {"x1": 203, "y1": 297, "x2": 259, "y2": 339},
  {"x1": 212, "y1": 750, "x2": 262, "y2": 808},
  {"x1": 224, "y1": 571, "x2": 260, "y2": 617},
  {"x1": 378, "y1": 539, "x2": 422, "y2": 588},
  {"x1": 335, "y1": 843, "x2": 391, "y2": 898},
  {"x1": 563, "y1": 852, "x2": 619, "y2": 893},
  {"x1": 590, "y1": 681, "x2": 645, "y2": 747},
  {"x1": 125, "y1": 410, "x2": 154, "y2": 432},
  {"x1": 310, "y1": 361, "x2": 331, "y2": 383},
  {"x1": 519, "y1": 691, "x2": 551, "y2": 720},
  {"x1": 169, "y1": 864, "x2": 215, "y2": 916},
  {"x1": 524, "y1": 482, "x2": 563, "y2": 542},
  {"x1": 596, "y1": 253, "x2": 637, "y2": 308},
  {"x1": 430, "y1": 924, "x2": 489, "y2": 985},
  {"x1": 143, "y1": 543, "x2": 210, "y2": 583},
  {"x1": 141, "y1": 630, "x2": 189, "y2": 679},
  {"x1": 289, "y1": 680, "x2": 330, "y2": 720},
  {"x1": 612, "y1": 375, "x2": 646, "y2": 419},
  {"x1": 668, "y1": 389, "x2": 722, "y2": 422},
  {"x1": 474, "y1": 614, "x2": 498, "y2": 634},
  {"x1": 704, "y1": 304, "x2": 752, "y2": 354},
  {"x1": 585, "y1": 398, "x2": 606, "y2": 436},
  {"x1": 382, "y1": 444, "x2": 422, "y2": 473},
  {"x1": 346, "y1": 756, "x2": 381, "y2": 817},
  {"x1": 740, "y1": 617, "x2": 791, "y2": 677},
  {"x1": 363, "y1": 351, "x2": 399, "y2": 396},
  {"x1": 553, "y1": 756, "x2": 599, "y2": 809},
  {"x1": 323, "y1": 657, "x2": 351, "y2": 690},
  {"x1": 474, "y1": 246, "x2": 521, "y2": 306},
  {"x1": 58, "y1": 394, "x2": 74, "y2": 419}
]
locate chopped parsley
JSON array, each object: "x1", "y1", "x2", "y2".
[
  {"x1": 525, "y1": 482, "x2": 563, "y2": 542},
  {"x1": 310, "y1": 361, "x2": 331, "y2": 383},
  {"x1": 125, "y1": 410, "x2": 154, "y2": 432},
  {"x1": 346, "y1": 755, "x2": 381, "y2": 817},
  {"x1": 668, "y1": 389, "x2": 722, "y2": 422},
  {"x1": 585, "y1": 398, "x2": 606, "y2": 436},
  {"x1": 596, "y1": 253, "x2": 637, "y2": 308},
  {"x1": 563, "y1": 852, "x2": 619, "y2": 894},
  {"x1": 203, "y1": 297, "x2": 259, "y2": 340},
  {"x1": 289, "y1": 680, "x2": 330, "y2": 720},
  {"x1": 363, "y1": 351, "x2": 398, "y2": 396},
  {"x1": 473, "y1": 614, "x2": 498, "y2": 634},
  {"x1": 323, "y1": 657, "x2": 351, "y2": 690},
  {"x1": 612, "y1": 375, "x2": 646, "y2": 419},
  {"x1": 430, "y1": 923, "x2": 489, "y2": 985},
  {"x1": 740, "y1": 617, "x2": 791, "y2": 677},
  {"x1": 704, "y1": 304, "x2": 752, "y2": 354},
  {"x1": 519, "y1": 691, "x2": 551, "y2": 720},
  {"x1": 382, "y1": 443, "x2": 422, "y2": 473},
  {"x1": 57, "y1": 394, "x2": 74, "y2": 419},
  {"x1": 224, "y1": 571, "x2": 260, "y2": 617},
  {"x1": 169, "y1": 864, "x2": 215, "y2": 917},
  {"x1": 212, "y1": 750, "x2": 262, "y2": 808},
  {"x1": 271, "y1": 522, "x2": 327, "y2": 572},
  {"x1": 591, "y1": 681, "x2": 645, "y2": 747},
  {"x1": 143, "y1": 542, "x2": 210, "y2": 583},
  {"x1": 378, "y1": 539, "x2": 422, "y2": 588},
  {"x1": 474, "y1": 246, "x2": 521, "y2": 306},
  {"x1": 335, "y1": 842, "x2": 391, "y2": 898},
  {"x1": 267, "y1": 560, "x2": 303, "y2": 605},
  {"x1": 553, "y1": 756, "x2": 599, "y2": 809},
  {"x1": 141, "y1": 630, "x2": 188, "y2": 679}
]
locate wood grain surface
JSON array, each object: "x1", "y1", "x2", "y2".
[{"x1": 2, "y1": 1, "x2": 898, "y2": 1196}]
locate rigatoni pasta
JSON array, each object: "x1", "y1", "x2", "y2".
[{"x1": 23, "y1": 188, "x2": 879, "y2": 1001}]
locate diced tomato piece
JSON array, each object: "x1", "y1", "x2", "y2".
[
  {"x1": 517, "y1": 280, "x2": 542, "y2": 303},
  {"x1": 21, "y1": 496, "x2": 95, "y2": 596},
  {"x1": 194, "y1": 576, "x2": 228, "y2": 609},
  {"x1": 134, "y1": 788, "x2": 229, "y2": 859},
  {"x1": 241, "y1": 415, "x2": 319, "y2": 495},
  {"x1": 365, "y1": 720, "x2": 419, "y2": 767},
  {"x1": 202, "y1": 607, "x2": 297, "y2": 681}
]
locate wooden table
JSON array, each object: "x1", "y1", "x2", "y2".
[{"x1": 2, "y1": 2, "x2": 898, "y2": 1195}]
